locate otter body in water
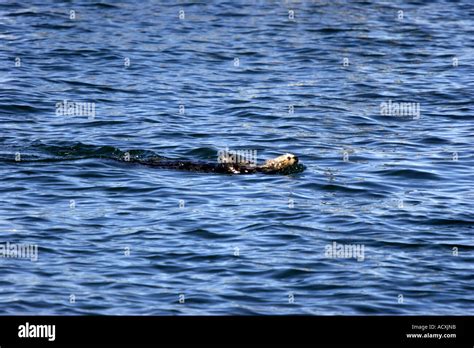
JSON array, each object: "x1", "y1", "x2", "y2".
[
  {"x1": 131, "y1": 153, "x2": 303, "y2": 175},
  {"x1": 9, "y1": 142, "x2": 303, "y2": 175}
]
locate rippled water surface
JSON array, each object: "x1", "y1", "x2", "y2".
[{"x1": 0, "y1": 0, "x2": 473, "y2": 315}]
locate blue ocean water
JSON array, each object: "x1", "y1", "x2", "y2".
[{"x1": 0, "y1": 0, "x2": 473, "y2": 315}]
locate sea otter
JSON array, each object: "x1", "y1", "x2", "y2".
[
  {"x1": 9, "y1": 142, "x2": 304, "y2": 175},
  {"x1": 130, "y1": 153, "x2": 303, "y2": 175}
]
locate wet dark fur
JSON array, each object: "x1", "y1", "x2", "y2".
[{"x1": 130, "y1": 158, "x2": 302, "y2": 175}]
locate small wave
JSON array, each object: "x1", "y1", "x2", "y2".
[
  {"x1": 374, "y1": 168, "x2": 441, "y2": 180},
  {"x1": 0, "y1": 104, "x2": 45, "y2": 114}
]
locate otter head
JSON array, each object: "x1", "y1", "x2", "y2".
[{"x1": 262, "y1": 153, "x2": 299, "y2": 172}]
